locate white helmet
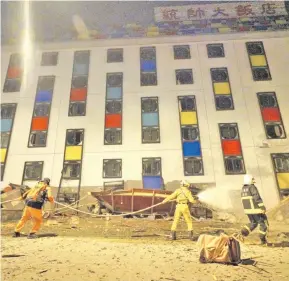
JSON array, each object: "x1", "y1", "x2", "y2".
[
  {"x1": 244, "y1": 174, "x2": 254, "y2": 185},
  {"x1": 181, "y1": 180, "x2": 190, "y2": 188}
]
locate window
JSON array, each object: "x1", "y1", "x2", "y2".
[
  {"x1": 10, "y1": 53, "x2": 22, "y2": 67},
  {"x1": 103, "y1": 159, "x2": 122, "y2": 178},
  {"x1": 69, "y1": 102, "x2": 86, "y2": 116},
  {"x1": 219, "y1": 124, "x2": 239, "y2": 140},
  {"x1": 23, "y1": 162, "x2": 43, "y2": 181},
  {"x1": 106, "y1": 101, "x2": 122, "y2": 114},
  {"x1": 143, "y1": 127, "x2": 160, "y2": 143},
  {"x1": 207, "y1": 44, "x2": 225, "y2": 58},
  {"x1": 176, "y1": 69, "x2": 193, "y2": 85},
  {"x1": 142, "y1": 158, "x2": 161, "y2": 176},
  {"x1": 272, "y1": 154, "x2": 289, "y2": 173},
  {"x1": 182, "y1": 127, "x2": 199, "y2": 141},
  {"x1": 258, "y1": 94, "x2": 277, "y2": 108},
  {"x1": 141, "y1": 98, "x2": 158, "y2": 113},
  {"x1": 107, "y1": 49, "x2": 123, "y2": 63},
  {"x1": 179, "y1": 97, "x2": 195, "y2": 112},
  {"x1": 265, "y1": 124, "x2": 285, "y2": 139},
  {"x1": 141, "y1": 73, "x2": 157, "y2": 86},
  {"x1": 41, "y1": 52, "x2": 58, "y2": 66},
  {"x1": 184, "y1": 158, "x2": 203, "y2": 176},
  {"x1": 211, "y1": 68, "x2": 228, "y2": 82},
  {"x1": 140, "y1": 47, "x2": 157, "y2": 86},
  {"x1": 74, "y1": 51, "x2": 90, "y2": 64},
  {"x1": 140, "y1": 47, "x2": 156, "y2": 60},
  {"x1": 1, "y1": 104, "x2": 16, "y2": 119},
  {"x1": 28, "y1": 131, "x2": 47, "y2": 147},
  {"x1": 34, "y1": 103, "x2": 50, "y2": 117},
  {"x1": 225, "y1": 157, "x2": 245, "y2": 174},
  {"x1": 3, "y1": 79, "x2": 21, "y2": 92},
  {"x1": 215, "y1": 96, "x2": 234, "y2": 110},
  {"x1": 246, "y1": 42, "x2": 271, "y2": 81},
  {"x1": 37, "y1": 76, "x2": 55, "y2": 91},
  {"x1": 107, "y1": 73, "x2": 122, "y2": 87},
  {"x1": 72, "y1": 76, "x2": 88, "y2": 88},
  {"x1": 104, "y1": 129, "x2": 122, "y2": 145},
  {"x1": 1, "y1": 133, "x2": 10, "y2": 148},
  {"x1": 174, "y1": 45, "x2": 190, "y2": 59},
  {"x1": 62, "y1": 161, "x2": 81, "y2": 179},
  {"x1": 66, "y1": 130, "x2": 83, "y2": 146}
]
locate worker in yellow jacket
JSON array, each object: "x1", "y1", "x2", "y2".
[
  {"x1": 13, "y1": 178, "x2": 54, "y2": 239},
  {"x1": 161, "y1": 180, "x2": 198, "y2": 240}
]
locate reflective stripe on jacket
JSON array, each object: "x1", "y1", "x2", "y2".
[
  {"x1": 241, "y1": 184, "x2": 266, "y2": 215},
  {"x1": 163, "y1": 187, "x2": 196, "y2": 204}
]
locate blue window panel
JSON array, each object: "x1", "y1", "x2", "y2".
[
  {"x1": 1, "y1": 119, "x2": 12, "y2": 132},
  {"x1": 141, "y1": 60, "x2": 156, "y2": 72},
  {"x1": 107, "y1": 87, "x2": 122, "y2": 100},
  {"x1": 183, "y1": 141, "x2": 201, "y2": 157},
  {"x1": 73, "y1": 64, "x2": 89, "y2": 75},
  {"x1": 142, "y1": 113, "x2": 159, "y2": 127},
  {"x1": 143, "y1": 176, "x2": 162, "y2": 190},
  {"x1": 36, "y1": 90, "x2": 52, "y2": 102}
]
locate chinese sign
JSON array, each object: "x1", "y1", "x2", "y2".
[{"x1": 154, "y1": 2, "x2": 288, "y2": 22}]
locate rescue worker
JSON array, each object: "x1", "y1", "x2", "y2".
[
  {"x1": 13, "y1": 178, "x2": 54, "y2": 239},
  {"x1": 161, "y1": 180, "x2": 198, "y2": 240},
  {"x1": 240, "y1": 174, "x2": 268, "y2": 245}
]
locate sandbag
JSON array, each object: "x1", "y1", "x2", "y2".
[{"x1": 197, "y1": 234, "x2": 241, "y2": 264}]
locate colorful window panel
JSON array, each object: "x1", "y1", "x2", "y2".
[
  {"x1": 219, "y1": 123, "x2": 246, "y2": 175},
  {"x1": 140, "y1": 47, "x2": 157, "y2": 86},
  {"x1": 178, "y1": 96, "x2": 203, "y2": 176},
  {"x1": 211, "y1": 68, "x2": 234, "y2": 111},
  {"x1": 69, "y1": 51, "x2": 90, "y2": 116},
  {"x1": 141, "y1": 97, "x2": 160, "y2": 143},
  {"x1": 257, "y1": 92, "x2": 286, "y2": 139},
  {"x1": 3, "y1": 53, "x2": 23, "y2": 93},
  {"x1": 104, "y1": 73, "x2": 123, "y2": 145},
  {"x1": 1, "y1": 103, "x2": 17, "y2": 180},
  {"x1": 28, "y1": 76, "x2": 55, "y2": 147},
  {"x1": 246, "y1": 42, "x2": 271, "y2": 81},
  {"x1": 271, "y1": 153, "x2": 289, "y2": 197},
  {"x1": 142, "y1": 158, "x2": 163, "y2": 190},
  {"x1": 56, "y1": 129, "x2": 84, "y2": 203}
]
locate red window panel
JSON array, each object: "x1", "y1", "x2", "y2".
[
  {"x1": 261, "y1": 107, "x2": 281, "y2": 122},
  {"x1": 222, "y1": 140, "x2": 242, "y2": 156},
  {"x1": 31, "y1": 117, "x2": 49, "y2": 131},
  {"x1": 70, "y1": 88, "x2": 87, "y2": 101},
  {"x1": 105, "y1": 114, "x2": 122, "y2": 128},
  {"x1": 7, "y1": 67, "x2": 22, "y2": 79}
]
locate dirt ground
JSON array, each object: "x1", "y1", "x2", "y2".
[{"x1": 1, "y1": 216, "x2": 289, "y2": 281}]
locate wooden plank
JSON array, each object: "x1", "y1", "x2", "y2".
[{"x1": 151, "y1": 190, "x2": 155, "y2": 214}]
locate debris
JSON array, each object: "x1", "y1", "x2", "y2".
[
  {"x1": 38, "y1": 269, "x2": 49, "y2": 274},
  {"x1": 2, "y1": 254, "x2": 25, "y2": 258}
]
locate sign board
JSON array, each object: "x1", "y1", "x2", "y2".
[{"x1": 154, "y1": 2, "x2": 288, "y2": 22}]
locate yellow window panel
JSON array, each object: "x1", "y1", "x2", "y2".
[
  {"x1": 213, "y1": 82, "x2": 231, "y2": 95},
  {"x1": 219, "y1": 27, "x2": 231, "y2": 33},
  {"x1": 277, "y1": 173, "x2": 289, "y2": 190},
  {"x1": 180, "y1": 112, "x2": 197, "y2": 125},
  {"x1": 65, "y1": 146, "x2": 82, "y2": 161},
  {"x1": 250, "y1": 55, "x2": 267, "y2": 67},
  {"x1": 1, "y1": 149, "x2": 7, "y2": 163}
]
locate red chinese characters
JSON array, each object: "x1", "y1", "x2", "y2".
[{"x1": 235, "y1": 5, "x2": 255, "y2": 17}]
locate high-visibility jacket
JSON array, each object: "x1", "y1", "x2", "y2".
[
  {"x1": 21, "y1": 182, "x2": 54, "y2": 210},
  {"x1": 241, "y1": 184, "x2": 266, "y2": 215},
  {"x1": 163, "y1": 187, "x2": 196, "y2": 204}
]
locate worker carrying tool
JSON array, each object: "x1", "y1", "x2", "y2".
[
  {"x1": 13, "y1": 178, "x2": 54, "y2": 239},
  {"x1": 161, "y1": 180, "x2": 198, "y2": 241},
  {"x1": 239, "y1": 174, "x2": 268, "y2": 245}
]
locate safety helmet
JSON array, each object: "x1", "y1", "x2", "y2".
[
  {"x1": 181, "y1": 180, "x2": 191, "y2": 188},
  {"x1": 244, "y1": 174, "x2": 255, "y2": 185},
  {"x1": 43, "y1": 178, "x2": 50, "y2": 185}
]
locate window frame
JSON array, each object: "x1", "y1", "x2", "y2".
[
  {"x1": 103, "y1": 159, "x2": 122, "y2": 178},
  {"x1": 183, "y1": 157, "x2": 203, "y2": 176},
  {"x1": 3, "y1": 53, "x2": 22, "y2": 93},
  {"x1": 218, "y1": 123, "x2": 246, "y2": 175},
  {"x1": 257, "y1": 92, "x2": 286, "y2": 140},
  {"x1": 62, "y1": 161, "x2": 82, "y2": 179},
  {"x1": 69, "y1": 101, "x2": 86, "y2": 117},
  {"x1": 104, "y1": 129, "x2": 122, "y2": 145},
  {"x1": 140, "y1": 46, "x2": 157, "y2": 87},
  {"x1": 142, "y1": 157, "x2": 162, "y2": 177},
  {"x1": 246, "y1": 41, "x2": 272, "y2": 81},
  {"x1": 28, "y1": 131, "x2": 48, "y2": 148},
  {"x1": 107, "y1": 48, "x2": 124, "y2": 63},
  {"x1": 41, "y1": 52, "x2": 59, "y2": 66},
  {"x1": 141, "y1": 97, "x2": 160, "y2": 144},
  {"x1": 207, "y1": 44, "x2": 225, "y2": 58},
  {"x1": 173, "y1": 45, "x2": 191, "y2": 60},
  {"x1": 22, "y1": 161, "x2": 44, "y2": 183},
  {"x1": 175, "y1": 69, "x2": 194, "y2": 85},
  {"x1": 66, "y1": 129, "x2": 84, "y2": 146}
]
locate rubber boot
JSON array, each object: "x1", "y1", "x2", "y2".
[
  {"x1": 12, "y1": 232, "x2": 21, "y2": 238},
  {"x1": 260, "y1": 236, "x2": 267, "y2": 246},
  {"x1": 27, "y1": 233, "x2": 38, "y2": 239},
  {"x1": 171, "y1": 231, "x2": 176, "y2": 240},
  {"x1": 188, "y1": 231, "x2": 193, "y2": 240}
]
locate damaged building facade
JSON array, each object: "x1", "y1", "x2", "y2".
[{"x1": 1, "y1": 1, "x2": 289, "y2": 209}]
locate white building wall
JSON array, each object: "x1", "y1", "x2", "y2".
[{"x1": 1, "y1": 31, "x2": 289, "y2": 209}]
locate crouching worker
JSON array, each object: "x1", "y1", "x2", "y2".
[
  {"x1": 161, "y1": 180, "x2": 198, "y2": 240},
  {"x1": 240, "y1": 174, "x2": 268, "y2": 245},
  {"x1": 13, "y1": 178, "x2": 54, "y2": 239}
]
